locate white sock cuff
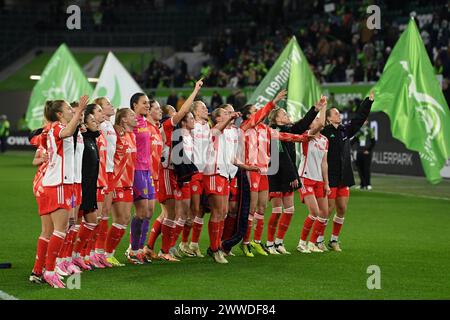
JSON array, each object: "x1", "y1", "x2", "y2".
[
  {"x1": 85, "y1": 222, "x2": 97, "y2": 230},
  {"x1": 308, "y1": 214, "x2": 317, "y2": 220},
  {"x1": 176, "y1": 219, "x2": 186, "y2": 227},
  {"x1": 162, "y1": 218, "x2": 176, "y2": 228},
  {"x1": 38, "y1": 236, "x2": 50, "y2": 242},
  {"x1": 73, "y1": 224, "x2": 80, "y2": 232},
  {"x1": 112, "y1": 223, "x2": 126, "y2": 230},
  {"x1": 193, "y1": 216, "x2": 204, "y2": 225},
  {"x1": 53, "y1": 231, "x2": 66, "y2": 239},
  {"x1": 284, "y1": 206, "x2": 295, "y2": 214},
  {"x1": 333, "y1": 216, "x2": 345, "y2": 224},
  {"x1": 254, "y1": 213, "x2": 264, "y2": 220},
  {"x1": 272, "y1": 207, "x2": 282, "y2": 214},
  {"x1": 317, "y1": 217, "x2": 328, "y2": 224},
  {"x1": 248, "y1": 214, "x2": 254, "y2": 222},
  {"x1": 101, "y1": 216, "x2": 109, "y2": 221}
]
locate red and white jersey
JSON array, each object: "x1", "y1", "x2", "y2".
[
  {"x1": 42, "y1": 122, "x2": 75, "y2": 186},
  {"x1": 182, "y1": 129, "x2": 194, "y2": 163},
  {"x1": 223, "y1": 125, "x2": 240, "y2": 179},
  {"x1": 113, "y1": 130, "x2": 137, "y2": 188},
  {"x1": 191, "y1": 120, "x2": 210, "y2": 173},
  {"x1": 244, "y1": 123, "x2": 271, "y2": 174},
  {"x1": 33, "y1": 145, "x2": 48, "y2": 196},
  {"x1": 100, "y1": 120, "x2": 117, "y2": 173},
  {"x1": 73, "y1": 129, "x2": 84, "y2": 183},
  {"x1": 298, "y1": 133, "x2": 328, "y2": 182},
  {"x1": 148, "y1": 121, "x2": 163, "y2": 180},
  {"x1": 203, "y1": 128, "x2": 228, "y2": 178},
  {"x1": 160, "y1": 117, "x2": 176, "y2": 169},
  {"x1": 97, "y1": 131, "x2": 108, "y2": 188}
]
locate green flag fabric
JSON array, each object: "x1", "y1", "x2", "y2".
[
  {"x1": 26, "y1": 44, "x2": 93, "y2": 130},
  {"x1": 247, "y1": 36, "x2": 322, "y2": 122},
  {"x1": 371, "y1": 18, "x2": 450, "y2": 184}
]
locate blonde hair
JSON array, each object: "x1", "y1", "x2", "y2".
[
  {"x1": 210, "y1": 108, "x2": 224, "y2": 125},
  {"x1": 268, "y1": 107, "x2": 284, "y2": 126},
  {"x1": 93, "y1": 97, "x2": 108, "y2": 107},
  {"x1": 115, "y1": 108, "x2": 132, "y2": 126}
]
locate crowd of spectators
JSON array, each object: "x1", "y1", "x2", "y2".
[{"x1": 134, "y1": 0, "x2": 449, "y2": 101}]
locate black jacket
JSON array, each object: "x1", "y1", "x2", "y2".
[
  {"x1": 80, "y1": 130, "x2": 100, "y2": 212},
  {"x1": 269, "y1": 106, "x2": 319, "y2": 192},
  {"x1": 321, "y1": 98, "x2": 373, "y2": 187}
]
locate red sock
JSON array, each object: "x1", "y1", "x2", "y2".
[
  {"x1": 267, "y1": 211, "x2": 281, "y2": 242},
  {"x1": 182, "y1": 223, "x2": 192, "y2": 243},
  {"x1": 332, "y1": 216, "x2": 344, "y2": 238},
  {"x1": 105, "y1": 224, "x2": 126, "y2": 254},
  {"x1": 277, "y1": 212, "x2": 293, "y2": 240},
  {"x1": 95, "y1": 218, "x2": 109, "y2": 252},
  {"x1": 171, "y1": 221, "x2": 184, "y2": 248},
  {"x1": 191, "y1": 217, "x2": 204, "y2": 244},
  {"x1": 147, "y1": 219, "x2": 162, "y2": 249},
  {"x1": 208, "y1": 220, "x2": 221, "y2": 252},
  {"x1": 310, "y1": 218, "x2": 327, "y2": 243},
  {"x1": 65, "y1": 227, "x2": 79, "y2": 258},
  {"x1": 45, "y1": 231, "x2": 65, "y2": 272},
  {"x1": 32, "y1": 237, "x2": 49, "y2": 275},
  {"x1": 222, "y1": 214, "x2": 236, "y2": 241},
  {"x1": 243, "y1": 213, "x2": 254, "y2": 244},
  {"x1": 73, "y1": 223, "x2": 96, "y2": 254},
  {"x1": 217, "y1": 220, "x2": 225, "y2": 249},
  {"x1": 86, "y1": 224, "x2": 100, "y2": 255},
  {"x1": 58, "y1": 230, "x2": 71, "y2": 259},
  {"x1": 300, "y1": 215, "x2": 316, "y2": 241},
  {"x1": 161, "y1": 219, "x2": 175, "y2": 253},
  {"x1": 253, "y1": 213, "x2": 265, "y2": 242}
]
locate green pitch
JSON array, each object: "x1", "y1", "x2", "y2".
[{"x1": 0, "y1": 152, "x2": 449, "y2": 300}]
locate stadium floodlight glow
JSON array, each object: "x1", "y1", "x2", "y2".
[{"x1": 30, "y1": 75, "x2": 99, "y2": 83}]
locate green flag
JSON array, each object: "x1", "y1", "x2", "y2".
[
  {"x1": 372, "y1": 18, "x2": 450, "y2": 184},
  {"x1": 247, "y1": 36, "x2": 322, "y2": 122},
  {"x1": 26, "y1": 44, "x2": 93, "y2": 130}
]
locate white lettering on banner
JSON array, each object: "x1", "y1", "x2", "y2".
[
  {"x1": 256, "y1": 47, "x2": 301, "y2": 109},
  {"x1": 7, "y1": 136, "x2": 31, "y2": 146},
  {"x1": 372, "y1": 152, "x2": 413, "y2": 166}
]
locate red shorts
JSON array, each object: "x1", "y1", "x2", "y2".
[
  {"x1": 175, "y1": 182, "x2": 191, "y2": 201},
  {"x1": 299, "y1": 178, "x2": 325, "y2": 201},
  {"x1": 73, "y1": 183, "x2": 82, "y2": 208},
  {"x1": 203, "y1": 175, "x2": 229, "y2": 196},
  {"x1": 158, "y1": 168, "x2": 177, "y2": 203},
  {"x1": 190, "y1": 172, "x2": 204, "y2": 195},
  {"x1": 229, "y1": 176, "x2": 238, "y2": 202},
  {"x1": 106, "y1": 172, "x2": 115, "y2": 193},
  {"x1": 112, "y1": 187, "x2": 134, "y2": 203},
  {"x1": 269, "y1": 191, "x2": 294, "y2": 200},
  {"x1": 37, "y1": 184, "x2": 74, "y2": 216},
  {"x1": 97, "y1": 187, "x2": 106, "y2": 203},
  {"x1": 247, "y1": 172, "x2": 269, "y2": 192},
  {"x1": 328, "y1": 185, "x2": 350, "y2": 199}
]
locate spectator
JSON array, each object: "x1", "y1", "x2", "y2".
[
  {"x1": 210, "y1": 91, "x2": 223, "y2": 112},
  {"x1": 0, "y1": 115, "x2": 10, "y2": 153},
  {"x1": 166, "y1": 90, "x2": 178, "y2": 107}
]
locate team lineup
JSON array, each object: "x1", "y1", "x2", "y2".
[{"x1": 28, "y1": 78, "x2": 374, "y2": 288}]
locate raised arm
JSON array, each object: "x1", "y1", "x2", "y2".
[
  {"x1": 345, "y1": 91, "x2": 374, "y2": 138},
  {"x1": 240, "y1": 89, "x2": 287, "y2": 131},
  {"x1": 213, "y1": 112, "x2": 241, "y2": 133},
  {"x1": 60, "y1": 95, "x2": 89, "y2": 139},
  {"x1": 172, "y1": 79, "x2": 203, "y2": 125},
  {"x1": 272, "y1": 130, "x2": 309, "y2": 143},
  {"x1": 290, "y1": 95, "x2": 326, "y2": 134}
]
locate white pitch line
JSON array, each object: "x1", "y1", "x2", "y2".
[
  {"x1": 354, "y1": 189, "x2": 450, "y2": 201},
  {"x1": 0, "y1": 290, "x2": 19, "y2": 300}
]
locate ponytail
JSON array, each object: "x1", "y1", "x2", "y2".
[{"x1": 44, "y1": 100, "x2": 66, "y2": 122}]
